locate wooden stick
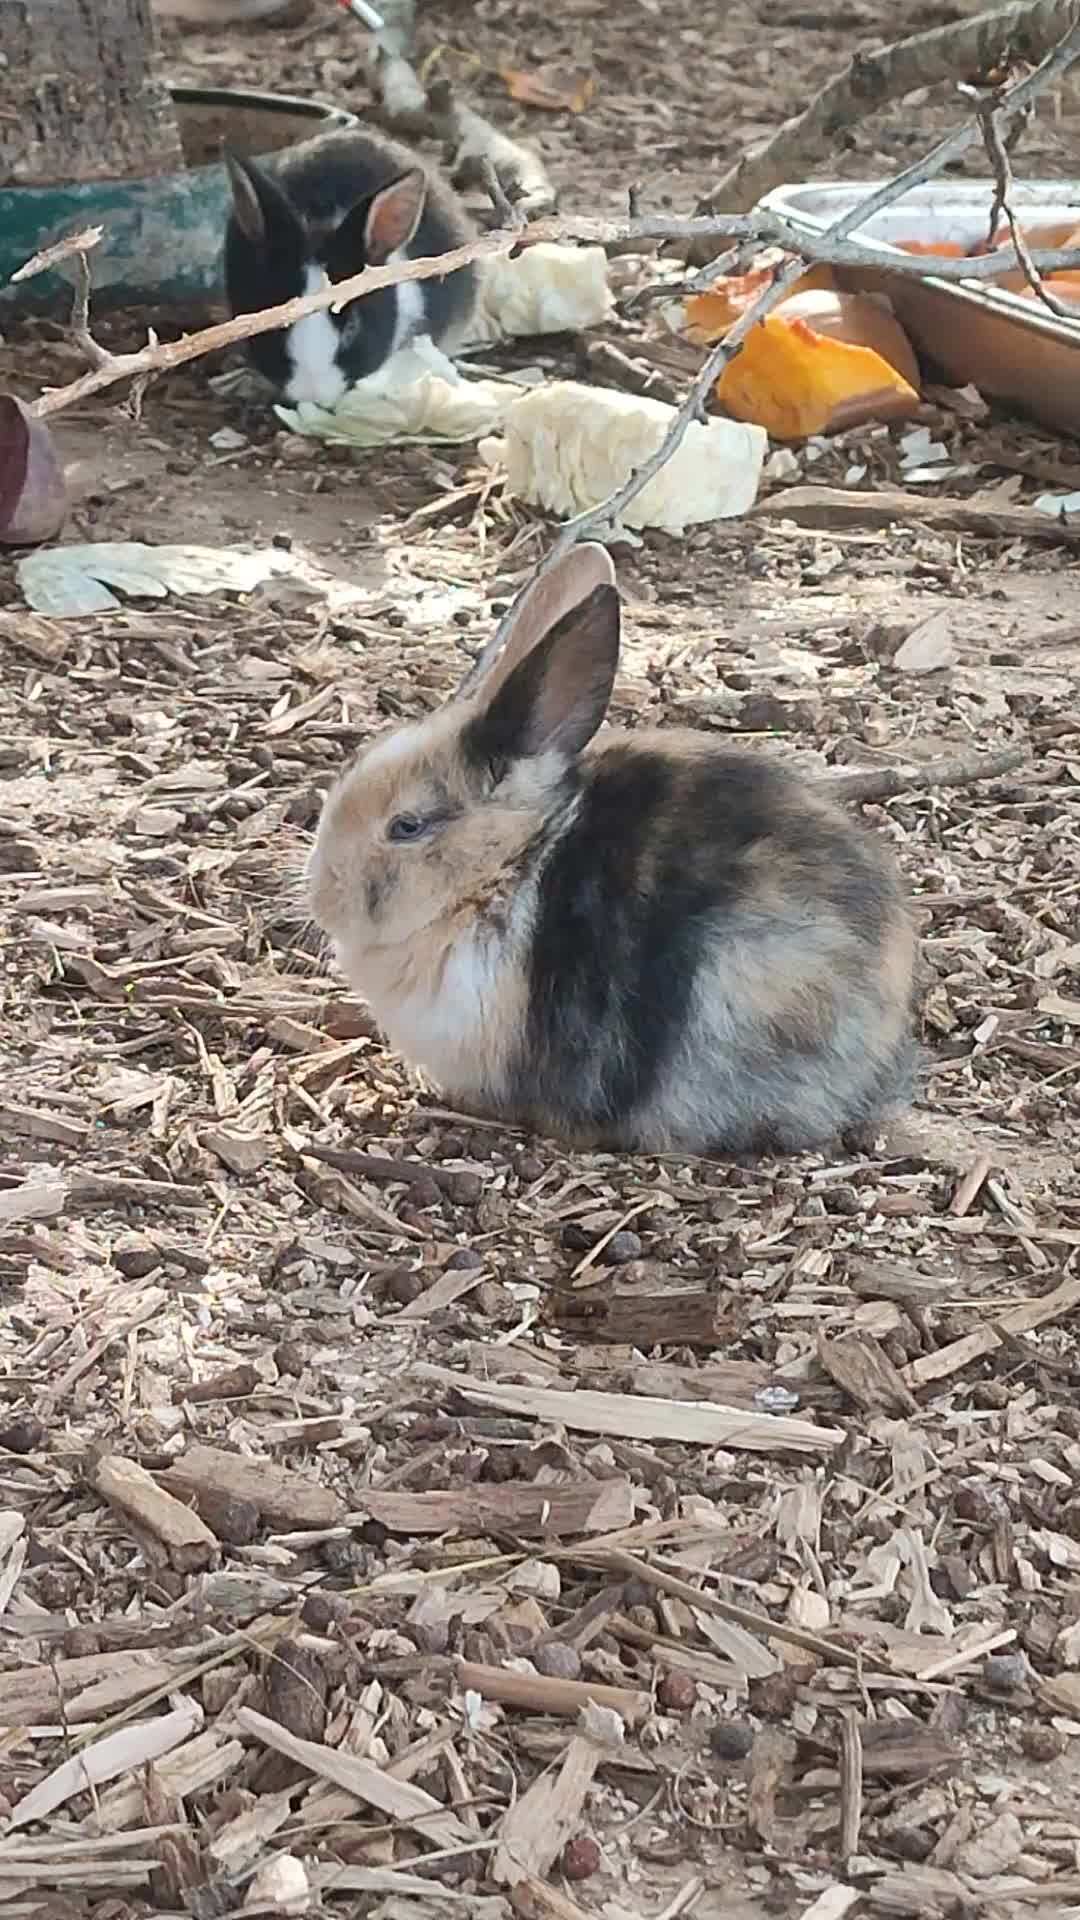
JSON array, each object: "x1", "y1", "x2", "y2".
[
  {"x1": 301, "y1": 1143, "x2": 481, "y2": 1204},
  {"x1": 454, "y1": 1659, "x2": 648, "y2": 1726},
  {"x1": 838, "y1": 1709, "x2": 863, "y2": 1859},
  {"x1": 589, "y1": 1548, "x2": 887, "y2": 1672},
  {"x1": 27, "y1": 216, "x2": 1080, "y2": 424},
  {"x1": 905, "y1": 1269, "x2": 1080, "y2": 1388},
  {"x1": 510, "y1": 1879, "x2": 599, "y2": 1920},
  {"x1": 236, "y1": 1707, "x2": 473, "y2": 1849},
  {"x1": 754, "y1": 484, "x2": 1080, "y2": 548},
  {"x1": 415, "y1": 1364, "x2": 844, "y2": 1456}
]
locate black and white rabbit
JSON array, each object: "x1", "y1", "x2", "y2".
[
  {"x1": 223, "y1": 130, "x2": 478, "y2": 409},
  {"x1": 305, "y1": 546, "x2": 918, "y2": 1157}
]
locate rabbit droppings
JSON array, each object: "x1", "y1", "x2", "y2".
[
  {"x1": 224, "y1": 131, "x2": 478, "y2": 409},
  {"x1": 307, "y1": 547, "x2": 917, "y2": 1156}
]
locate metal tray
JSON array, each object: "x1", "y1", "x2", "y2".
[{"x1": 757, "y1": 179, "x2": 1080, "y2": 436}]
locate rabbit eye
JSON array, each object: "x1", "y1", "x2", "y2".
[{"x1": 388, "y1": 812, "x2": 429, "y2": 843}]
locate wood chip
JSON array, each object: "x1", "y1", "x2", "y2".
[
  {"x1": 817, "y1": 1331, "x2": 919, "y2": 1415},
  {"x1": 493, "y1": 1735, "x2": 599, "y2": 1885},
  {"x1": 456, "y1": 1658, "x2": 647, "y2": 1726},
  {"x1": 89, "y1": 1453, "x2": 220, "y2": 1572},
  {"x1": 9, "y1": 1699, "x2": 203, "y2": 1830},
  {"x1": 350, "y1": 1478, "x2": 633, "y2": 1538},
  {"x1": 236, "y1": 1706, "x2": 474, "y2": 1849},
  {"x1": 416, "y1": 1365, "x2": 844, "y2": 1454},
  {"x1": 164, "y1": 1443, "x2": 346, "y2": 1528}
]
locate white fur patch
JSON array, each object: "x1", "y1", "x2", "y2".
[
  {"x1": 388, "y1": 245, "x2": 428, "y2": 357},
  {"x1": 285, "y1": 263, "x2": 349, "y2": 408}
]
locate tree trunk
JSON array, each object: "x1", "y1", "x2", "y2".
[{"x1": 0, "y1": 0, "x2": 183, "y2": 188}]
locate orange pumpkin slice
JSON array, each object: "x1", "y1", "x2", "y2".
[
  {"x1": 714, "y1": 291, "x2": 921, "y2": 441},
  {"x1": 684, "y1": 263, "x2": 836, "y2": 342}
]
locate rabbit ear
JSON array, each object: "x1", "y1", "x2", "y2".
[
  {"x1": 225, "y1": 148, "x2": 307, "y2": 257},
  {"x1": 464, "y1": 583, "x2": 620, "y2": 768},
  {"x1": 337, "y1": 167, "x2": 427, "y2": 268},
  {"x1": 456, "y1": 542, "x2": 617, "y2": 700}
]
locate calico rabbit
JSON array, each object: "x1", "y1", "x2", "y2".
[
  {"x1": 223, "y1": 130, "x2": 477, "y2": 409},
  {"x1": 306, "y1": 547, "x2": 917, "y2": 1155}
]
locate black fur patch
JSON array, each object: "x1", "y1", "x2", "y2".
[{"x1": 516, "y1": 746, "x2": 900, "y2": 1136}]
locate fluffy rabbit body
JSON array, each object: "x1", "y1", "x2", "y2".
[
  {"x1": 307, "y1": 548, "x2": 916, "y2": 1154},
  {"x1": 224, "y1": 131, "x2": 477, "y2": 409}
]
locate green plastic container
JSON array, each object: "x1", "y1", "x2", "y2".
[{"x1": 0, "y1": 86, "x2": 357, "y2": 312}]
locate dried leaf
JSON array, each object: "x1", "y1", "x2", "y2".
[{"x1": 500, "y1": 64, "x2": 594, "y2": 112}]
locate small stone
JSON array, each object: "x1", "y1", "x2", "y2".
[
  {"x1": 112, "y1": 1237, "x2": 159, "y2": 1279},
  {"x1": 302, "y1": 1591, "x2": 350, "y2": 1631},
  {"x1": 658, "y1": 1668, "x2": 697, "y2": 1711},
  {"x1": 602, "y1": 1230, "x2": 643, "y2": 1266},
  {"x1": 891, "y1": 1825, "x2": 935, "y2": 1863},
  {"x1": 274, "y1": 1341, "x2": 306, "y2": 1377},
  {"x1": 626, "y1": 1604, "x2": 659, "y2": 1633},
  {"x1": 445, "y1": 1247, "x2": 484, "y2": 1272},
  {"x1": 516, "y1": 1153, "x2": 544, "y2": 1183},
  {"x1": 1021, "y1": 1724, "x2": 1066, "y2": 1761},
  {"x1": 448, "y1": 1171, "x2": 483, "y2": 1206},
  {"x1": 559, "y1": 1835, "x2": 600, "y2": 1882},
  {"x1": 0, "y1": 1414, "x2": 45, "y2": 1455},
  {"x1": 750, "y1": 1667, "x2": 805, "y2": 1717},
  {"x1": 561, "y1": 1223, "x2": 593, "y2": 1253},
  {"x1": 954, "y1": 1479, "x2": 1008, "y2": 1525},
  {"x1": 710, "y1": 1720, "x2": 754, "y2": 1761},
  {"x1": 821, "y1": 1186, "x2": 860, "y2": 1216},
  {"x1": 406, "y1": 1175, "x2": 442, "y2": 1209},
  {"x1": 983, "y1": 1652, "x2": 1028, "y2": 1693},
  {"x1": 386, "y1": 1268, "x2": 426, "y2": 1305},
  {"x1": 322, "y1": 1536, "x2": 365, "y2": 1574},
  {"x1": 533, "y1": 1641, "x2": 581, "y2": 1681},
  {"x1": 972, "y1": 1380, "x2": 1010, "y2": 1410}
]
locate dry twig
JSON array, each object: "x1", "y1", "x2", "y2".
[
  {"x1": 687, "y1": 0, "x2": 1080, "y2": 240},
  {"x1": 822, "y1": 745, "x2": 1028, "y2": 806}
]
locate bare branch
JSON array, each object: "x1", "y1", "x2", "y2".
[
  {"x1": 823, "y1": 746, "x2": 1028, "y2": 806},
  {"x1": 687, "y1": 0, "x2": 1080, "y2": 246},
  {"x1": 10, "y1": 225, "x2": 103, "y2": 284},
  {"x1": 29, "y1": 201, "x2": 1080, "y2": 425},
  {"x1": 359, "y1": 0, "x2": 557, "y2": 221},
  {"x1": 529, "y1": 210, "x2": 1080, "y2": 283},
  {"x1": 963, "y1": 76, "x2": 1074, "y2": 316},
  {"x1": 29, "y1": 230, "x2": 513, "y2": 420}
]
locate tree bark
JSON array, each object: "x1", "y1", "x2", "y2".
[{"x1": 0, "y1": 0, "x2": 183, "y2": 187}]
